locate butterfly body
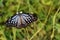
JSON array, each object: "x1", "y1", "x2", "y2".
[{"x1": 6, "y1": 12, "x2": 37, "y2": 28}]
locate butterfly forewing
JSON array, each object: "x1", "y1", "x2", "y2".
[
  {"x1": 6, "y1": 14, "x2": 20, "y2": 27},
  {"x1": 21, "y1": 14, "x2": 32, "y2": 23}
]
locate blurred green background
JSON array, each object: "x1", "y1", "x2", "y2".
[{"x1": 0, "y1": 0, "x2": 60, "y2": 40}]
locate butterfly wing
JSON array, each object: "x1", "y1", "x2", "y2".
[
  {"x1": 21, "y1": 14, "x2": 32, "y2": 23},
  {"x1": 6, "y1": 14, "x2": 21, "y2": 27}
]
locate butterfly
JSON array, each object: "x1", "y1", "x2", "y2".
[{"x1": 6, "y1": 11, "x2": 37, "y2": 28}]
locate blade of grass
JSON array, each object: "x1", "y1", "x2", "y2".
[
  {"x1": 0, "y1": 27, "x2": 7, "y2": 40},
  {"x1": 12, "y1": 27, "x2": 16, "y2": 40},
  {"x1": 16, "y1": 0, "x2": 21, "y2": 11},
  {"x1": 51, "y1": 7, "x2": 60, "y2": 40},
  {"x1": 29, "y1": 4, "x2": 53, "y2": 40}
]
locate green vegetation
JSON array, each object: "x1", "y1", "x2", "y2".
[{"x1": 0, "y1": 0, "x2": 60, "y2": 40}]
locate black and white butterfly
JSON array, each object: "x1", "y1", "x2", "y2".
[{"x1": 6, "y1": 11, "x2": 37, "y2": 28}]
